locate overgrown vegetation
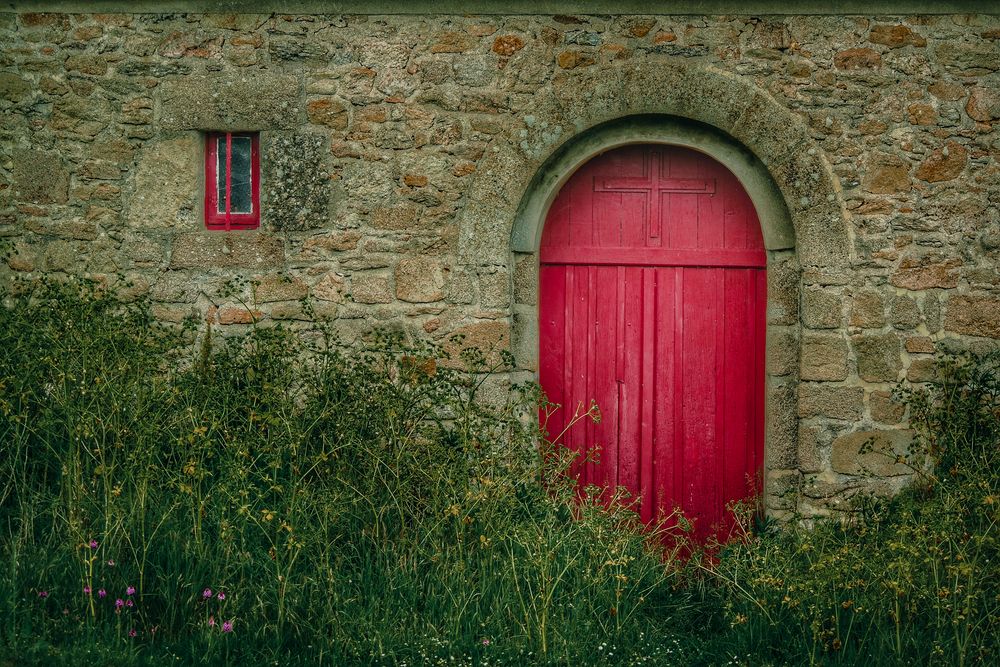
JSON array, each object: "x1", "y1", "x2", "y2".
[
  {"x1": 0, "y1": 280, "x2": 694, "y2": 666},
  {"x1": 701, "y1": 350, "x2": 1000, "y2": 666},
  {"x1": 1, "y1": 280, "x2": 997, "y2": 666}
]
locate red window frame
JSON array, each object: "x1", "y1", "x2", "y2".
[{"x1": 205, "y1": 132, "x2": 260, "y2": 230}]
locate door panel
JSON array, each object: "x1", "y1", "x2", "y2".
[{"x1": 538, "y1": 145, "x2": 767, "y2": 543}]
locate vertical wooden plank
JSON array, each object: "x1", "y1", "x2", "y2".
[
  {"x1": 569, "y1": 173, "x2": 593, "y2": 248},
  {"x1": 571, "y1": 265, "x2": 591, "y2": 486},
  {"x1": 671, "y1": 267, "x2": 685, "y2": 527},
  {"x1": 722, "y1": 269, "x2": 751, "y2": 525},
  {"x1": 647, "y1": 149, "x2": 662, "y2": 244},
  {"x1": 698, "y1": 188, "x2": 725, "y2": 250},
  {"x1": 620, "y1": 192, "x2": 646, "y2": 248},
  {"x1": 722, "y1": 173, "x2": 748, "y2": 251},
  {"x1": 538, "y1": 265, "x2": 566, "y2": 449},
  {"x1": 667, "y1": 191, "x2": 699, "y2": 249},
  {"x1": 595, "y1": 265, "x2": 619, "y2": 494},
  {"x1": 639, "y1": 267, "x2": 656, "y2": 522},
  {"x1": 613, "y1": 265, "x2": 626, "y2": 498},
  {"x1": 681, "y1": 268, "x2": 717, "y2": 541},
  {"x1": 618, "y1": 266, "x2": 643, "y2": 501},
  {"x1": 585, "y1": 265, "x2": 598, "y2": 489},
  {"x1": 593, "y1": 192, "x2": 623, "y2": 247},
  {"x1": 562, "y1": 265, "x2": 579, "y2": 483},
  {"x1": 665, "y1": 148, "x2": 699, "y2": 249},
  {"x1": 753, "y1": 269, "x2": 768, "y2": 494},
  {"x1": 710, "y1": 267, "x2": 726, "y2": 537},
  {"x1": 653, "y1": 267, "x2": 677, "y2": 524},
  {"x1": 650, "y1": 189, "x2": 665, "y2": 248}
]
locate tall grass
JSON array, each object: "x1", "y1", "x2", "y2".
[
  {"x1": 0, "y1": 279, "x2": 692, "y2": 666},
  {"x1": 1, "y1": 279, "x2": 997, "y2": 666},
  {"x1": 700, "y1": 352, "x2": 1000, "y2": 666}
]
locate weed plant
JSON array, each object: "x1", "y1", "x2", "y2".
[{"x1": 0, "y1": 279, "x2": 694, "y2": 666}]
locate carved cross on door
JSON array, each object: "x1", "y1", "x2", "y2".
[{"x1": 594, "y1": 148, "x2": 716, "y2": 240}]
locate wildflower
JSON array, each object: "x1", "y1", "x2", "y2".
[
  {"x1": 126, "y1": 585, "x2": 136, "y2": 596},
  {"x1": 83, "y1": 586, "x2": 91, "y2": 595},
  {"x1": 202, "y1": 588, "x2": 213, "y2": 599},
  {"x1": 107, "y1": 559, "x2": 115, "y2": 567},
  {"x1": 482, "y1": 638, "x2": 491, "y2": 646},
  {"x1": 126, "y1": 599, "x2": 134, "y2": 608},
  {"x1": 37, "y1": 591, "x2": 48, "y2": 598},
  {"x1": 222, "y1": 620, "x2": 234, "y2": 633},
  {"x1": 115, "y1": 598, "x2": 124, "y2": 609},
  {"x1": 89, "y1": 539, "x2": 98, "y2": 549},
  {"x1": 208, "y1": 615, "x2": 216, "y2": 628},
  {"x1": 129, "y1": 628, "x2": 137, "y2": 638},
  {"x1": 217, "y1": 591, "x2": 226, "y2": 601},
  {"x1": 98, "y1": 589, "x2": 107, "y2": 598}
]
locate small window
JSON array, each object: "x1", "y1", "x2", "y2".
[{"x1": 205, "y1": 132, "x2": 260, "y2": 230}]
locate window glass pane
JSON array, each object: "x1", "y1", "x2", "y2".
[
  {"x1": 216, "y1": 138, "x2": 226, "y2": 211},
  {"x1": 216, "y1": 136, "x2": 253, "y2": 214}
]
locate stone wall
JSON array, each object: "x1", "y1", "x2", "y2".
[{"x1": 2, "y1": 6, "x2": 999, "y2": 519}]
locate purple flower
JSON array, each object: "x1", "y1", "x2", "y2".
[
  {"x1": 37, "y1": 591, "x2": 48, "y2": 598},
  {"x1": 125, "y1": 599, "x2": 134, "y2": 608},
  {"x1": 482, "y1": 638, "x2": 491, "y2": 646},
  {"x1": 107, "y1": 559, "x2": 115, "y2": 567},
  {"x1": 216, "y1": 591, "x2": 226, "y2": 601},
  {"x1": 202, "y1": 588, "x2": 213, "y2": 599},
  {"x1": 89, "y1": 539, "x2": 98, "y2": 549},
  {"x1": 98, "y1": 588, "x2": 107, "y2": 598},
  {"x1": 126, "y1": 585, "x2": 135, "y2": 596},
  {"x1": 128, "y1": 629, "x2": 137, "y2": 638},
  {"x1": 115, "y1": 598, "x2": 124, "y2": 609},
  {"x1": 83, "y1": 586, "x2": 92, "y2": 595},
  {"x1": 222, "y1": 620, "x2": 233, "y2": 633},
  {"x1": 208, "y1": 615, "x2": 216, "y2": 628}
]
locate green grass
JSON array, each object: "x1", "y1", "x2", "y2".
[{"x1": 0, "y1": 278, "x2": 997, "y2": 666}]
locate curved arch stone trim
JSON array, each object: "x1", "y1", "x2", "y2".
[
  {"x1": 510, "y1": 115, "x2": 795, "y2": 255},
  {"x1": 457, "y1": 61, "x2": 849, "y2": 271}
]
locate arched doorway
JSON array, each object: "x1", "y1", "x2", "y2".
[{"x1": 538, "y1": 144, "x2": 766, "y2": 542}]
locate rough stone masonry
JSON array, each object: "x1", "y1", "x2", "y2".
[{"x1": 1, "y1": 1, "x2": 998, "y2": 519}]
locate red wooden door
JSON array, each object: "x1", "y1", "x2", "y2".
[{"x1": 538, "y1": 144, "x2": 767, "y2": 543}]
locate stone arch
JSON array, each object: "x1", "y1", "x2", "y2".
[
  {"x1": 458, "y1": 62, "x2": 849, "y2": 271},
  {"x1": 509, "y1": 114, "x2": 796, "y2": 256},
  {"x1": 456, "y1": 62, "x2": 850, "y2": 518}
]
